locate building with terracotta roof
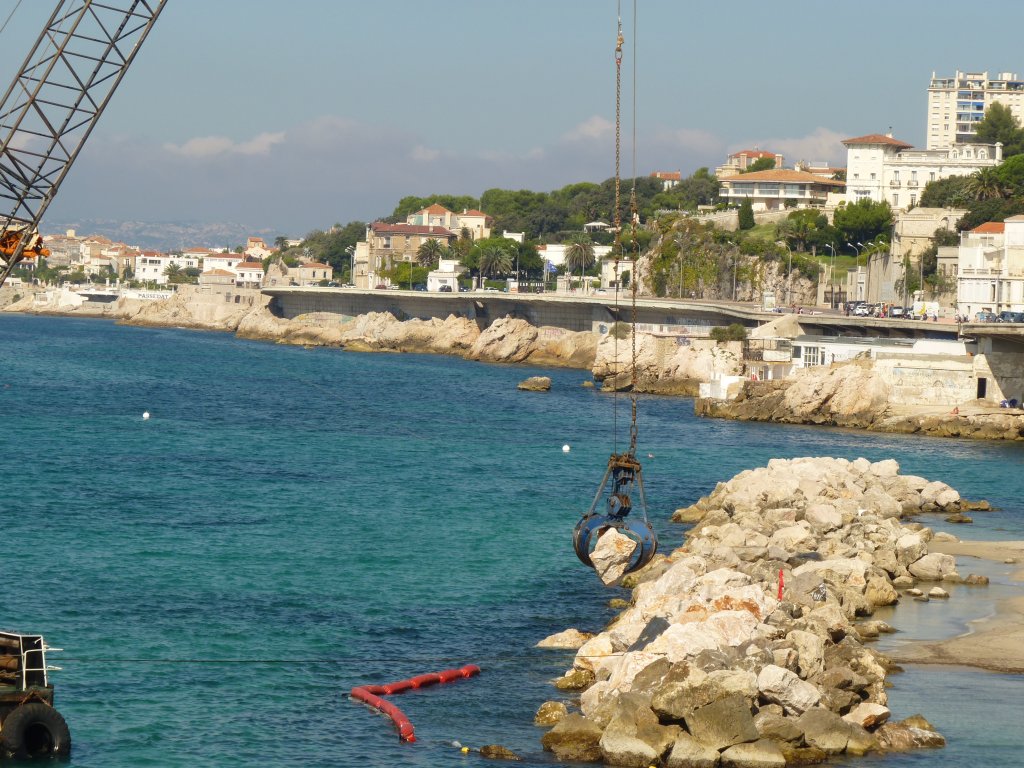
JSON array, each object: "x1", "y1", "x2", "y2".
[
  {"x1": 718, "y1": 169, "x2": 845, "y2": 211},
  {"x1": 927, "y1": 70, "x2": 1024, "y2": 149},
  {"x1": 201, "y1": 252, "x2": 244, "y2": 274},
  {"x1": 715, "y1": 149, "x2": 785, "y2": 179},
  {"x1": 650, "y1": 170, "x2": 681, "y2": 190},
  {"x1": 198, "y1": 268, "x2": 237, "y2": 287},
  {"x1": 234, "y1": 261, "x2": 265, "y2": 288},
  {"x1": 290, "y1": 262, "x2": 333, "y2": 286},
  {"x1": 956, "y1": 217, "x2": 1024, "y2": 316},
  {"x1": 404, "y1": 204, "x2": 493, "y2": 241},
  {"x1": 136, "y1": 251, "x2": 198, "y2": 285},
  {"x1": 244, "y1": 237, "x2": 273, "y2": 260},
  {"x1": 844, "y1": 133, "x2": 1001, "y2": 210}
]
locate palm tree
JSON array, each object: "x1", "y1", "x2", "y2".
[
  {"x1": 478, "y1": 245, "x2": 512, "y2": 283},
  {"x1": 564, "y1": 234, "x2": 595, "y2": 292},
  {"x1": 968, "y1": 167, "x2": 1009, "y2": 201},
  {"x1": 416, "y1": 238, "x2": 444, "y2": 268}
]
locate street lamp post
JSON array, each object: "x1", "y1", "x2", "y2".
[
  {"x1": 776, "y1": 240, "x2": 792, "y2": 306},
  {"x1": 513, "y1": 246, "x2": 519, "y2": 293},
  {"x1": 824, "y1": 243, "x2": 837, "y2": 308},
  {"x1": 847, "y1": 242, "x2": 863, "y2": 301},
  {"x1": 726, "y1": 240, "x2": 737, "y2": 301},
  {"x1": 345, "y1": 245, "x2": 355, "y2": 287}
]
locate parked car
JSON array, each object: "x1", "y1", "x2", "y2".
[
  {"x1": 975, "y1": 311, "x2": 998, "y2": 322},
  {"x1": 439, "y1": 285, "x2": 453, "y2": 292},
  {"x1": 998, "y1": 311, "x2": 1024, "y2": 323}
]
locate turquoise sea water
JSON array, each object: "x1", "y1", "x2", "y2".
[{"x1": 1, "y1": 313, "x2": 1021, "y2": 767}]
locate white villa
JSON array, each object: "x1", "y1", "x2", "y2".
[
  {"x1": 956, "y1": 218, "x2": 1024, "y2": 316},
  {"x1": 843, "y1": 133, "x2": 1001, "y2": 211},
  {"x1": 135, "y1": 251, "x2": 200, "y2": 285},
  {"x1": 426, "y1": 256, "x2": 464, "y2": 293},
  {"x1": 718, "y1": 169, "x2": 845, "y2": 211}
]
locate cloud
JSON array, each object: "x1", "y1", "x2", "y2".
[
  {"x1": 729, "y1": 128, "x2": 848, "y2": 166},
  {"x1": 410, "y1": 144, "x2": 441, "y2": 162},
  {"x1": 164, "y1": 131, "x2": 285, "y2": 158},
  {"x1": 563, "y1": 116, "x2": 614, "y2": 141},
  {"x1": 45, "y1": 113, "x2": 731, "y2": 238}
]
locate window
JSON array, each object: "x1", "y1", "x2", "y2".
[
  {"x1": 911, "y1": 171, "x2": 917, "y2": 181},
  {"x1": 893, "y1": 194, "x2": 899, "y2": 206},
  {"x1": 893, "y1": 170, "x2": 900, "y2": 181},
  {"x1": 930, "y1": 172, "x2": 936, "y2": 181},
  {"x1": 803, "y1": 346, "x2": 821, "y2": 366},
  {"x1": 870, "y1": 172, "x2": 876, "y2": 179},
  {"x1": 910, "y1": 194, "x2": 917, "y2": 206}
]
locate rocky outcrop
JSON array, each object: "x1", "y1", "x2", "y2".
[
  {"x1": 540, "y1": 457, "x2": 953, "y2": 765},
  {"x1": 517, "y1": 376, "x2": 552, "y2": 392},
  {"x1": 593, "y1": 330, "x2": 742, "y2": 395},
  {"x1": 697, "y1": 360, "x2": 1024, "y2": 441}
]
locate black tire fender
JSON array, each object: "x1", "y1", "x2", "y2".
[{"x1": 1, "y1": 702, "x2": 71, "y2": 759}]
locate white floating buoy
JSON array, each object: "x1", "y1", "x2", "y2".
[
  {"x1": 562, "y1": 444, "x2": 571, "y2": 453},
  {"x1": 142, "y1": 411, "x2": 150, "y2": 420}
]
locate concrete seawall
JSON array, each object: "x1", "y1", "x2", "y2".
[{"x1": 262, "y1": 287, "x2": 764, "y2": 334}]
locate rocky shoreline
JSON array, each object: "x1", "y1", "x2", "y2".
[
  {"x1": 536, "y1": 457, "x2": 993, "y2": 766},
  {"x1": 5, "y1": 287, "x2": 1018, "y2": 441},
  {"x1": 696, "y1": 364, "x2": 1024, "y2": 442}
]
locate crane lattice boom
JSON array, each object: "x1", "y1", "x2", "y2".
[{"x1": 0, "y1": 0, "x2": 166, "y2": 288}]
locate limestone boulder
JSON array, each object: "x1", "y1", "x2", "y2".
[
  {"x1": 666, "y1": 733, "x2": 721, "y2": 768},
  {"x1": 907, "y1": 552, "x2": 957, "y2": 581},
  {"x1": 796, "y1": 708, "x2": 852, "y2": 754},
  {"x1": 537, "y1": 628, "x2": 593, "y2": 649},
  {"x1": 895, "y1": 533, "x2": 927, "y2": 566},
  {"x1": 684, "y1": 694, "x2": 760, "y2": 751},
  {"x1": 591, "y1": 528, "x2": 639, "y2": 586},
  {"x1": 574, "y1": 634, "x2": 616, "y2": 674},
  {"x1": 534, "y1": 701, "x2": 568, "y2": 726},
  {"x1": 467, "y1": 317, "x2": 538, "y2": 363},
  {"x1": 803, "y1": 503, "x2": 841, "y2": 533},
  {"x1": 516, "y1": 376, "x2": 551, "y2": 392},
  {"x1": 719, "y1": 739, "x2": 786, "y2": 768},
  {"x1": 753, "y1": 711, "x2": 803, "y2": 743},
  {"x1": 756, "y1": 664, "x2": 821, "y2": 715},
  {"x1": 786, "y1": 629, "x2": 825, "y2": 680},
  {"x1": 599, "y1": 693, "x2": 681, "y2": 767},
  {"x1": 875, "y1": 719, "x2": 946, "y2": 751},
  {"x1": 842, "y1": 702, "x2": 891, "y2": 730},
  {"x1": 652, "y1": 668, "x2": 757, "y2": 721},
  {"x1": 541, "y1": 713, "x2": 604, "y2": 762}
]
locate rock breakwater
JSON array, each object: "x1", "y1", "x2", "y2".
[{"x1": 538, "y1": 457, "x2": 979, "y2": 766}]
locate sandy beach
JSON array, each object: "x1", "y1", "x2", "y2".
[{"x1": 891, "y1": 539, "x2": 1024, "y2": 673}]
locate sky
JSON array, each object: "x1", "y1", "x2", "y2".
[{"x1": 2, "y1": 0, "x2": 1023, "y2": 238}]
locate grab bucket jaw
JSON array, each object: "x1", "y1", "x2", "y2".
[{"x1": 573, "y1": 452, "x2": 658, "y2": 576}]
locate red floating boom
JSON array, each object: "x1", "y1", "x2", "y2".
[{"x1": 350, "y1": 664, "x2": 481, "y2": 743}]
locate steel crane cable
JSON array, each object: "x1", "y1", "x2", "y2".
[
  {"x1": 0, "y1": 0, "x2": 24, "y2": 37},
  {"x1": 611, "y1": 7, "x2": 623, "y2": 452},
  {"x1": 628, "y1": 0, "x2": 639, "y2": 455}
]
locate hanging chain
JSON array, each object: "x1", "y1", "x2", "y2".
[
  {"x1": 612, "y1": 12, "x2": 623, "y2": 453},
  {"x1": 627, "y1": 1, "x2": 639, "y2": 456}
]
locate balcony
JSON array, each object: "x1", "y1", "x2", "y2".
[
  {"x1": 907, "y1": 180, "x2": 918, "y2": 187},
  {"x1": 889, "y1": 180, "x2": 901, "y2": 187}
]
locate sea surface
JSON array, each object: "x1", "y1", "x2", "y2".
[{"x1": 1, "y1": 313, "x2": 1021, "y2": 767}]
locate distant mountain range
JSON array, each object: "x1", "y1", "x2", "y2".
[{"x1": 40, "y1": 218, "x2": 283, "y2": 252}]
